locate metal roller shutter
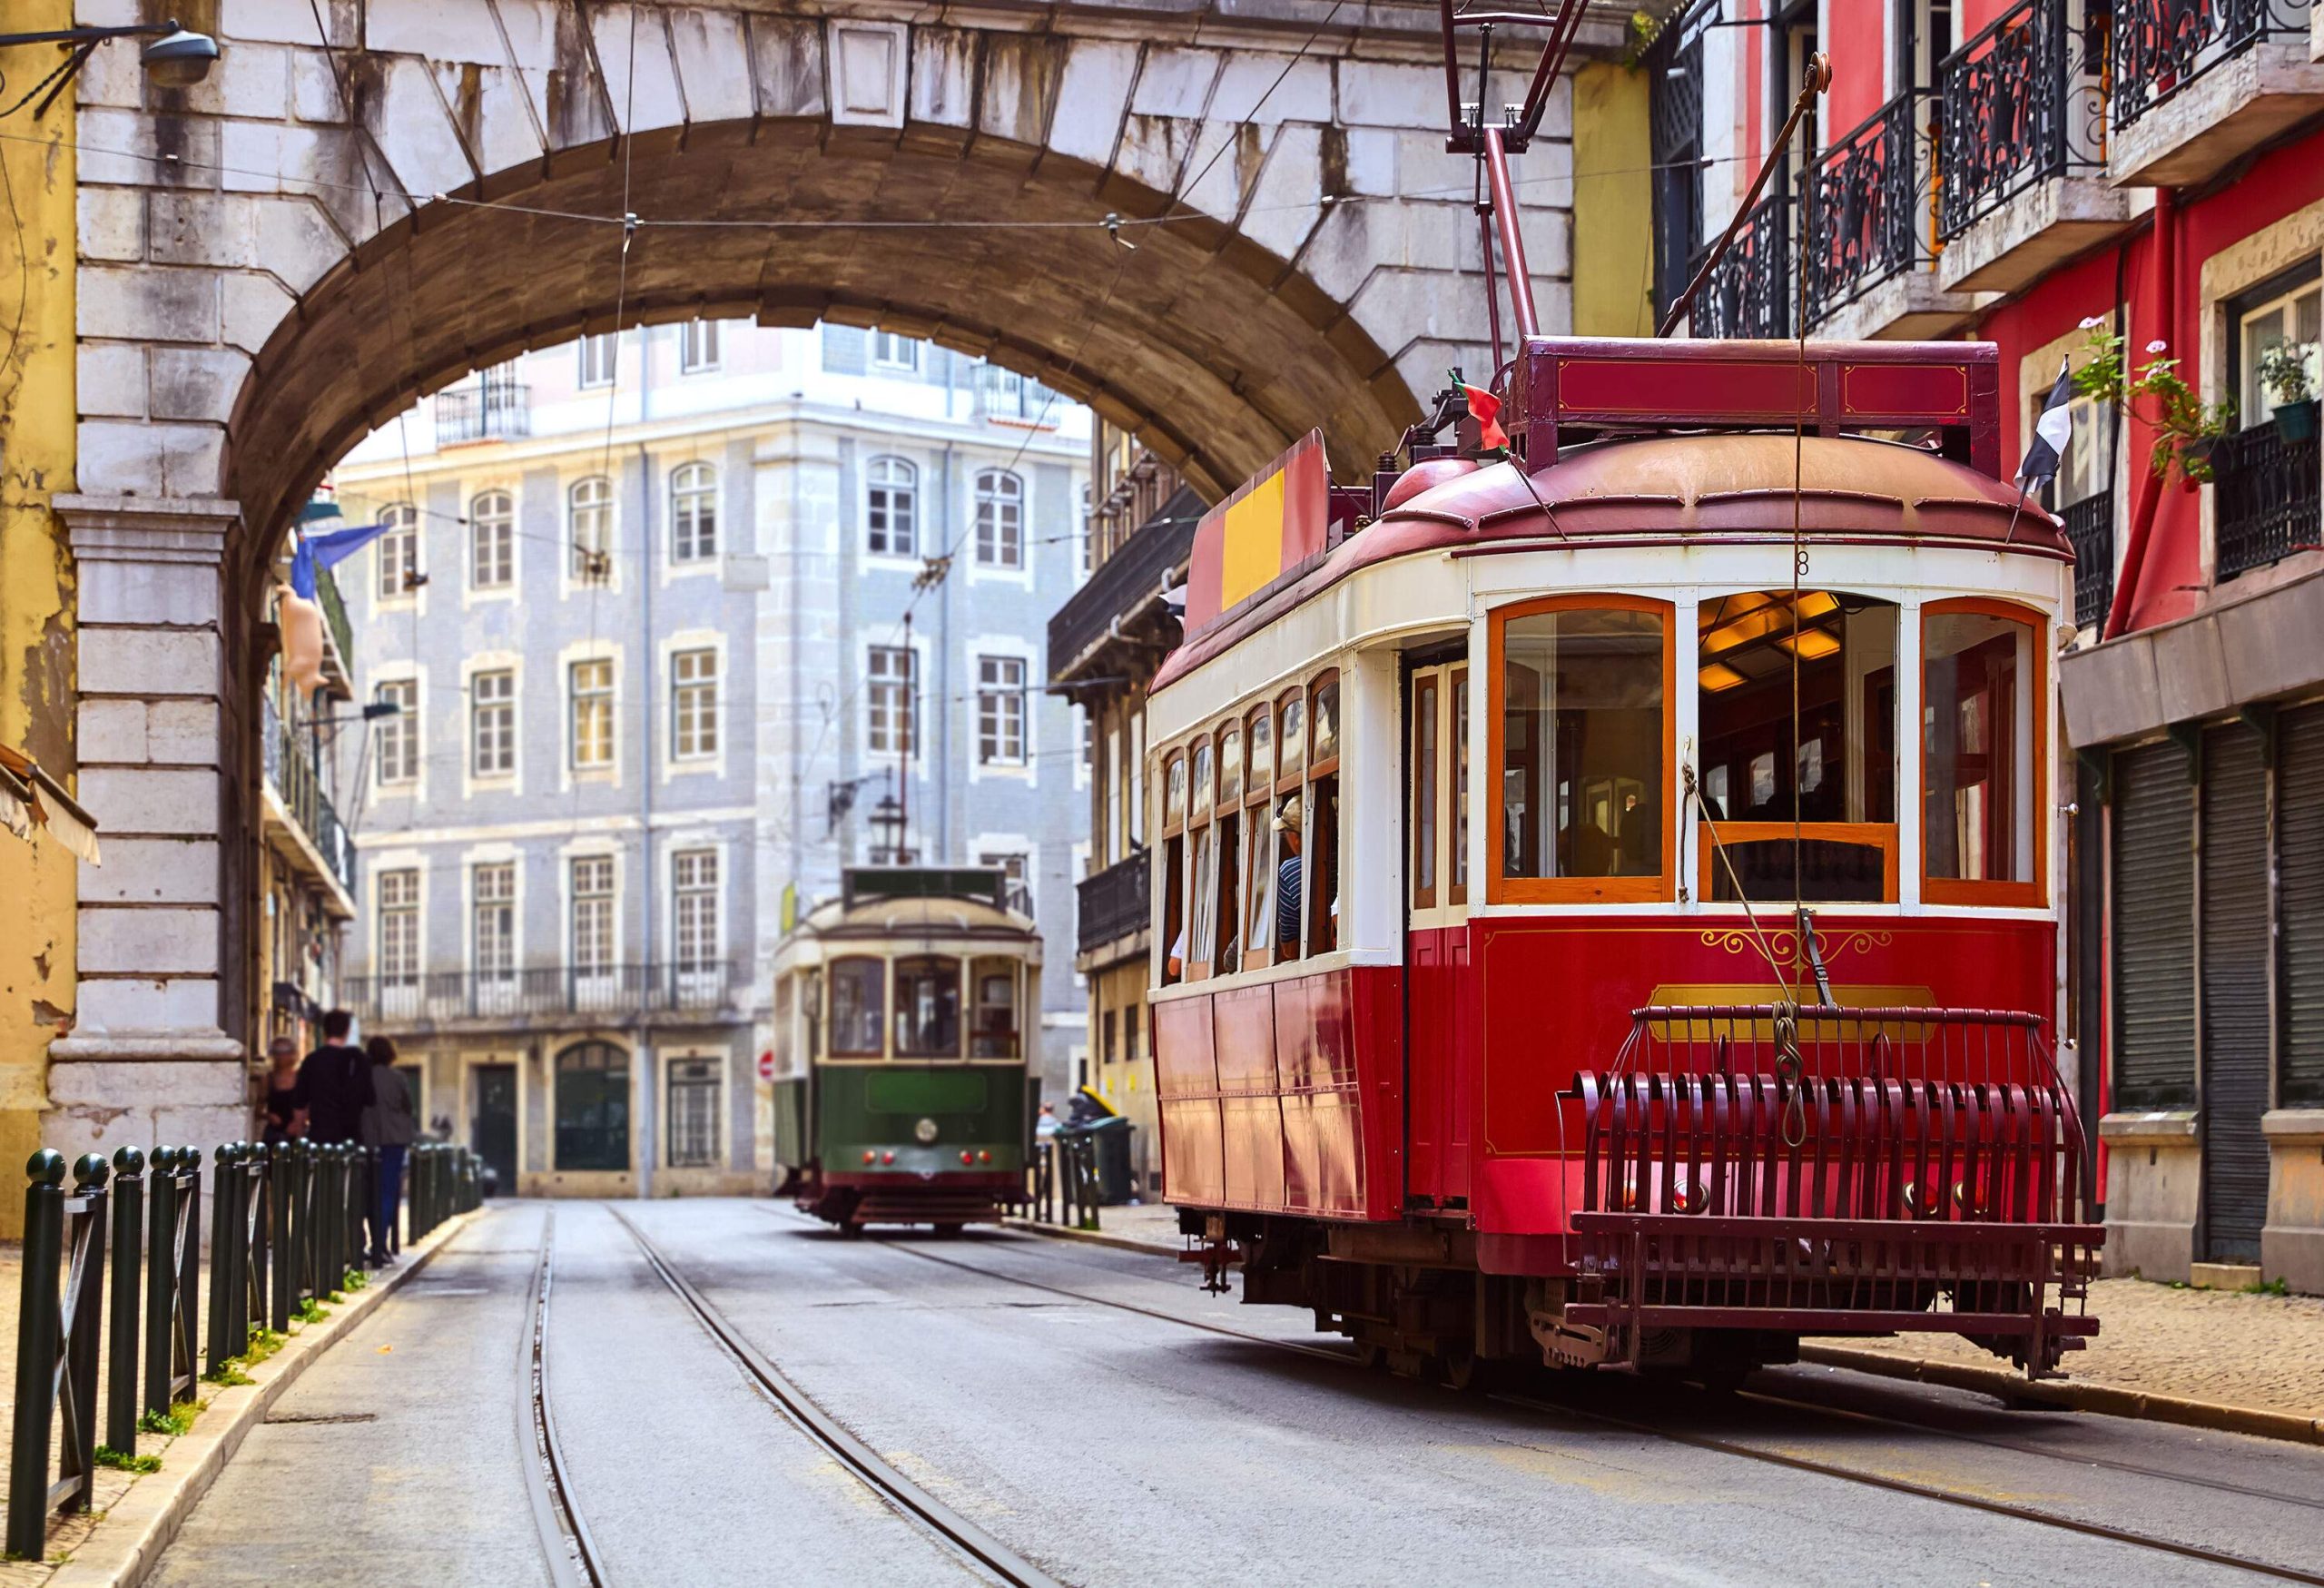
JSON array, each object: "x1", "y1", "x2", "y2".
[
  {"x1": 2282, "y1": 705, "x2": 2324, "y2": 1106},
  {"x1": 2201, "y1": 725, "x2": 2270, "y2": 1264},
  {"x1": 2112, "y1": 741, "x2": 2195, "y2": 1108}
]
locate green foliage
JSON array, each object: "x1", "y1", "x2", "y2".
[
  {"x1": 2258, "y1": 341, "x2": 2316, "y2": 407},
  {"x1": 342, "y1": 1267, "x2": 369, "y2": 1291},
  {"x1": 94, "y1": 1445, "x2": 162, "y2": 1474},
  {"x1": 242, "y1": 1327, "x2": 285, "y2": 1366},
  {"x1": 135, "y1": 1402, "x2": 197, "y2": 1437},
  {"x1": 2070, "y1": 318, "x2": 2235, "y2": 482},
  {"x1": 292, "y1": 1297, "x2": 329, "y2": 1325},
  {"x1": 202, "y1": 1363, "x2": 255, "y2": 1386},
  {"x1": 2245, "y1": 1276, "x2": 2292, "y2": 1297}
]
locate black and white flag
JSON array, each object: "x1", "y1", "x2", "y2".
[{"x1": 2017, "y1": 357, "x2": 2074, "y2": 491}]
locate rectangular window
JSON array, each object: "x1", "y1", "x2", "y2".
[
  {"x1": 1492, "y1": 599, "x2": 1671, "y2": 903},
  {"x1": 977, "y1": 656, "x2": 1026, "y2": 765},
  {"x1": 1413, "y1": 673, "x2": 1440, "y2": 908},
  {"x1": 671, "y1": 648, "x2": 718, "y2": 762},
  {"x1": 979, "y1": 850, "x2": 1030, "y2": 917},
  {"x1": 579, "y1": 333, "x2": 616, "y2": 389},
  {"x1": 376, "y1": 504, "x2": 419, "y2": 600},
  {"x1": 1451, "y1": 667, "x2": 1471, "y2": 905},
  {"x1": 570, "y1": 659, "x2": 614, "y2": 770},
  {"x1": 470, "y1": 669, "x2": 515, "y2": 778},
  {"x1": 680, "y1": 320, "x2": 721, "y2": 373},
  {"x1": 375, "y1": 680, "x2": 419, "y2": 786},
  {"x1": 672, "y1": 848, "x2": 719, "y2": 973},
  {"x1": 472, "y1": 863, "x2": 515, "y2": 980},
  {"x1": 666, "y1": 1058, "x2": 721, "y2": 1168},
  {"x1": 469, "y1": 491, "x2": 513, "y2": 590},
  {"x1": 872, "y1": 330, "x2": 919, "y2": 371},
  {"x1": 569, "y1": 855, "x2": 615, "y2": 972},
  {"x1": 1923, "y1": 601, "x2": 2041, "y2": 904},
  {"x1": 975, "y1": 472, "x2": 1024, "y2": 568},
  {"x1": 869, "y1": 646, "x2": 916, "y2": 756},
  {"x1": 379, "y1": 869, "x2": 420, "y2": 985},
  {"x1": 670, "y1": 464, "x2": 717, "y2": 564}
]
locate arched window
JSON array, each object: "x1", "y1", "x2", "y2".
[
  {"x1": 670, "y1": 461, "x2": 717, "y2": 564},
  {"x1": 553, "y1": 1041, "x2": 630, "y2": 1171},
  {"x1": 377, "y1": 501, "x2": 419, "y2": 600},
  {"x1": 867, "y1": 456, "x2": 917, "y2": 557},
  {"x1": 568, "y1": 476, "x2": 612, "y2": 581},
  {"x1": 975, "y1": 469, "x2": 1023, "y2": 568},
  {"x1": 469, "y1": 489, "x2": 514, "y2": 590}
]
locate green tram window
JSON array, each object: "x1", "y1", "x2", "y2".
[
  {"x1": 970, "y1": 958, "x2": 1019, "y2": 1059},
  {"x1": 829, "y1": 956, "x2": 885, "y2": 1057},
  {"x1": 894, "y1": 955, "x2": 962, "y2": 1058}
]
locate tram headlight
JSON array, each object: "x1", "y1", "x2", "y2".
[{"x1": 913, "y1": 1117, "x2": 940, "y2": 1145}]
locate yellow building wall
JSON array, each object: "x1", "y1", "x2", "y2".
[
  {"x1": 1571, "y1": 60, "x2": 1655, "y2": 339},
  {"x1": 0, "y1": 0, "x2": 80, "y2": 1236}
]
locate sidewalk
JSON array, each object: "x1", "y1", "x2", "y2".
[{"x1": 1016, "y1": 1206, "x2": 2324, "y2": 1432}]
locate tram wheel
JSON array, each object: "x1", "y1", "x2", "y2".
[
  {"x1": 1353, "y1": 1339, "x2": 1387, "y2": 1372},
  {"x1": 1440, "y1": 1347, "x2": 1482, "y2": 1393}
]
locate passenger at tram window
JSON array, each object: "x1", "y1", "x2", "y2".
[{"x1": 1275, "y1": 794, "x2": 1305, "y2": 954}]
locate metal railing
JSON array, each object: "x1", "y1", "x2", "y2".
[
  {"x1": 1689, "y1": 190, "x2": 1791, "y2": 339},
  {"x1": 974, "y1": 365, "x2": 1061, "y2": 428},
  {"x1": 7, "y1": 1142, "x2": 483, "y2": 1558},
  {"x1": 1938, "y1": 0, "x2": 2108, "y2": 238},
  {"x1": 435, "y1": 370, "x2": 529, "y2": 444},
  {"x1": 2061, "y1": 491, "x2": 2117, "y2": 628},
  {"x1": 1048, "y1": 498, "x2": 1198, "y2": 676},
  {"x1": 261, "y1": 695, "x2": 357, "y2": 897},
  {"x1": 312, "y1": 563, "x2": 354, "y2": 681},
  {"x1": 1801, "y1": 91, "x2": 1932, "y2": 326},
  {"x1": 344, "y1": 961, "x2": 744, "y2": 1026},
  {"x1": 2112, "y1": 0, "x2": 2311, "y2": 130},
  {"x1": 1025, "y1": 1135, "x2": 1101, "y2": 1231},
  {"x1": 2213, "y1": 419, "x2": 2321, "y2": 578},
  {"x1": 1076, "y1": 852, "x2": 1149, "y2": 954}
]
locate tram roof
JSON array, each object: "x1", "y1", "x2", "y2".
[
  {"x1": 1152, "y1": 429, "x2": 2069, "y2": 692},
  {"x1": 787, "y1": 893, "x2": 1037, "y2": 944}
]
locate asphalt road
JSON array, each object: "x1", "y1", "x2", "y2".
[{"x1": 148, "y1": 1199, "x2": 2324, "y2": 1587}]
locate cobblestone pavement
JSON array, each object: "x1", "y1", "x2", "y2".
[{"x1": 1052, "y1": 1206, "x2": 2324, "y2": 1421}]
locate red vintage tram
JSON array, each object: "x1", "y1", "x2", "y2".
[{"x1": 1142, "y1": 335, "x2": 2102, "y2": 1386}]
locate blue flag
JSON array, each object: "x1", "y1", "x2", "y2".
[{"x1": 290, "y1": 523, "x2": 390, "y2": 600}]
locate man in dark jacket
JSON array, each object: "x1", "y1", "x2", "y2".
[{"x1": 298, "y1": 1010, "x2": 369, "y2": 1144}]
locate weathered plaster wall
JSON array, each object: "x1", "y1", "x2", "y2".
[
  {"x1": 1571, "y1": 60, "x2": 1654, "y2": 338},
  {"x1": 0, "y1": 0, "x2": 81, "y2": 1236}
]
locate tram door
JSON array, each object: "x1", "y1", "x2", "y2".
[{"x1": 1405, "y1": 661, "x2": 1473, "y2": 1208}]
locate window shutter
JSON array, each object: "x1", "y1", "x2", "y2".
[
  {"x1": 2112, "y1": 739, "x2": 2195, "y2": 1108},
  {"x1": 2280, "y1": 704, "x2": 2324, "y2": 1105},
  {"x1": 2199, "y1": 725, "x2": 2270, "y2": 1261}
]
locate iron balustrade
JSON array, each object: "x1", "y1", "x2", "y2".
[
  {"x1": 973, "y1": 365, "x2": 1062, "y2": 428},
  {"x1": 1689, "y1": 190, "x2": 1791, "y2": 339},
  {"x1": 2061, "y1": 491, "x2": 2118, "y2": 628},
  {"x1": 1801, "y1": 91, "x2": 1933, "y2": 327},
  {"x1": 435, "y1": 369, "x2": 530, "y2": 443},
  {"x1": 1047, "y1": 497, "x2": 1199, "y2": 676},
  {"x1": 2213, "y1": 419, "x2": 2322, "y2": 578},
  {"x1": 2112, "y1": 0, "x2": 2312, "y2": 130},
  {"x1": 262, "y1": 694, "x2": 356, "y2": 896},
  {"x1": 344, "y1": 960, "x2": 744, "y2": 1026},
  {"x1": 312, "y1": 562, "x2": 354, "y2": 676},
  {"x1": 1938, "y1": 0, "x2": 2108, "y2": 238},
  {"x1": 1076, "y1": 852, "x2": 1150, "y2": 953}
]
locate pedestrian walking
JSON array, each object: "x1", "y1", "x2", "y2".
[
  {"x1": 360, "y1": 1035, "x2": 418, "y2": 1265},
  {"x1": 297, "y1": 1010, "x2": 369, "y2": 1145},
  {"x1": 261, "y1": 1034, "x2": 308, "y2": 1144}
]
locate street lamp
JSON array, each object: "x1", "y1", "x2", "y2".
[{"x1": 0, "y1": 19, "x2": 221, "y2": 119}]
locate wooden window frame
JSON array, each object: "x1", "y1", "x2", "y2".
[
  {"x1": 1275, "y1": 688, "x2": 1307, "y2": 793},
  {"x1": 1696, "y1": 821, "x2": 1899, "y2": 902},
  {"x1": 1246, "y1": 701, "x2": 1275, "y2": 793},
  {"x1": 1242, "y1": 704, "x2": 1276, "y2": 972},
  {"x1": 1449, "y1": 665, "x2": 1472, "y2": 908},
  {"x1": 1161, "y1": 750, "x2": 1187, "y2": 838},
  {"x1": 1413, "y1": 668, "x2": 1443, "y2": 911},
  {"x1": 1309, "y1": 669, "x2": 1343, "y2": 778},
  {"x1": 1921, "y1": 597, "x2": 2047, "y2": 909},
  {"x1": 1486, "y1": 593, "x2": 1678, "y2": 905},
  {"x1": 827, "y1": 953, "x2": 888, "y2": 1060}
]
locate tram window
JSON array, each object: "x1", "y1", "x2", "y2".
[
  {"x1": 803, "y1": 971, "x2": 822, "y2": 1061},
  {"x1": 893, "y1": 956, "x2": 962, "y2": 1058},
  {"x1": 1165, "y1": 752, "x2": 1187, "y2": 830},
  {"x1": 773, "y1": 976, "x2": 794, "y2": 1074},
  {"x1": 1307, "y1": 774, "x2": 1340, "y2": 952},
  {"x1": 1451, "y1": 667, "x2": 1471, "y2": 906},
  {"x1": 1696, "y1": 591, "x2": 1898, "y2": 902},
  {"x1": 1247, "y1": 704, "x2": 1273, "y2": 787},
  {"x1": 1188, "y1": 819, "x2": 1219, "y2": 972},
  {"x1": 1279, "y1": 693, "x2": 1306, "y2": 784},
  {"x1": 1219, "y1": 725, "x2": 1242, "y2": 804},
  {"x1": 829, "y1": 957, "x2": 884, "y2": 1057},
  {"x1": 1311, "y1": 675, "x2": 1340, "y2": 768},
  {"x1": 970, "y1": 959, "x2": 1019, "y2": 1058},
  {"x1": 1924, "y1": 603, "x2": 2040, "y2": 900},
  {"x1": 1191, "y1": 740, "x2": 1214, "y2": 824},
  {"x1": 1494, "y1": 600, "x2": 1670, "y2": 900},
  {"x1": 1271, "y1": 790, "x2": 1305, "y2": 959},
  {"x1": 1244, "y1": 801, "x2": 1275, "y2": 970},
  {"x1": 1413, "y1": 673, "x2": 1441, "y2": 909},
  {"x1": 1160, "y1": 832, "x2": 1186, "y2": 983},
  {"x1": 1215, "y1": 804, "x2": 1243, "y2": 974}
]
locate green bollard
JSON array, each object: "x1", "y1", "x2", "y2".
[
  {"x1": 268, "y1": 1143, "x2": 292, "y2": 1333},
  {"x1": 9, "y1": 1150, "x2": 68, "y2": 1559},
  {"x1": 106, "y1": 1147, "x2": 144, "y2": 1455},
  {"x1": 62, "y1": 1155, "x2": 109, "y2": 1516},
  {"x1": 205, "y1": 1144, "x2": 237, "y2": 1372},
  {"x1": 176, "y1": 1148, "x2": 202, "y2": 1396},
  {"x1": 143, "y1": 1148, "x2": 177, "y2": 1417}
]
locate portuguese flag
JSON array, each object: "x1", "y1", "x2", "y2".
[{"x1": 1460, "y1": 381, "x2": 1509, "y2": 451}]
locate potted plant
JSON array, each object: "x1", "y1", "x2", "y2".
[
  {"x1": 2072, "y1": 322, "x2": 2237, "y2": 488},
  {"x1": 2259, "y1": 340, "x2": 2319, "y2": 441}
]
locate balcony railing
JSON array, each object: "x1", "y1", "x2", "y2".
[
  {"x1": 1801, "y1": 91, "x2": 1931, "y2": 325},
  {"x1": 343, "y1": 962, "x2": 744, "y2": 1027},
  {"x1": 262, "y1": 695, "x2": 356, "y2": 897},
  {"x1": 1938, "y1": 0, "x2": 2108, "y2": 238},
  {"x1": 2060, "y1": 491, "x2": 2116, "y2": 628},
  {"x1": 312, "y1": 562, "x2": 354, "y2": 681},
  {"x1": 1076, "y1": 852, "x2": 1150, "y2": 954},
  {"x1": 1689, "y1": 191, "x2": 1791, "y2": 339},
  {"x1": 975, "y1": 365, "x2": 1061, "y2": 429},
  {"x1": 1049, "y1": 491, "x2": 1200, "y2": 679},
  {"x1": 436, "y1": 369, "x2": 529, "y2": 444},
  {"x1": 2112, "y1": 0, "x2": 2312, "y2": 130},
  {"x1": 2213, "y1": 419, "x2": 2321, "y2": 579}
]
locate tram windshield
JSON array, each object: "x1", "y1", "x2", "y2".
[
  {"x1": 1499, "y1": 606, "x2": 1665, "y2": 883},
  {"x1": 894, "y1": 956, "x2": 962, "y2": 1058},
  {"x1": 969, "y1": 958, "x2": 1019, "y2": 1058},
  {"x1": 829, "y1": 957, "x2": 883, "y2": 1057}
]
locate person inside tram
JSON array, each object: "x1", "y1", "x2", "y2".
[{"x1": 1275, "y1": 794, "x2": 1304, "y2": 952}]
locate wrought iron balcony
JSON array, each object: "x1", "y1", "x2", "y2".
[
  {"x1": 2060, "y1": 491, "x2": 2116, "y2": 629},
  {"x1": 343, "y1": 961, "x2": 744, "y2": 1028},
  {"x1": 2213, "y1": 419, "x2": 2321, "y2": 580},
  {"x1": 312, "y1": 562, "x2": 354, "y2": 684},
  {"x1": 1689, "y1": 191, "x2": 1790, "y2": 339},
  {"x1": 1048, "y1": 487, "x2": 1200, "y2": 682},
  {"x1": 1076, "y1": 852, "x2": 1149, "y2": 955},
  {"x1": 261, "y1": 693, "x2": 356, "y2": 898},
  {"x1": 1938, "y1": 0, "x2": 2107, "y2": 239},
  {"x1": 1801, "y1": 91, "x2": 1932, "y2": 327},
  {"x1": 2112, "y1": 0, "x2": 2312, "y2": 130},
  {"x1": 436, "y1": 368, "x2": 529, "y2": 444},
  {"x1": 975, "y1": 365, "x2": 1061, "y2": 429}
]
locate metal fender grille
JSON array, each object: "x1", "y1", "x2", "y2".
[{"x1": 1565, "y1": 1006, "x2": 2102, "y2": 1376}]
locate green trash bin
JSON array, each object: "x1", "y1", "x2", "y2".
[{"x1": 1081, "y1": 1115, "x2": 1135, "y2": 1206}]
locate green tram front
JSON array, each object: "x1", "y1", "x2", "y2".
[{"x1": 770, "y1": 868, "x2": 1040, "y2": 1231}]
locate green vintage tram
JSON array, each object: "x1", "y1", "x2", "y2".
[{"x1": 770, "y1": 868, "x2": 1039, "y2": 1231}]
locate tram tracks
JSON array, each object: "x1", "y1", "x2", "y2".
[
  {"x1": 520, "y1": 1208, "x2": 610, "y2": 1588},
  {"x1": 803, "y1": 1219, "x2": 2324, "y2": 1586}
]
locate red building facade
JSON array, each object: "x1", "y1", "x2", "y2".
[{"x1": 1649, "y1": 0, "x2": 2324, "y2": 1290}]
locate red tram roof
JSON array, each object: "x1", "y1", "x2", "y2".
[{"x1": 1150, "y1": 429, "x2": 2068, "y2": 694}]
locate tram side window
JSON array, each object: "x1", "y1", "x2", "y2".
[
  {"x1": 1924, "y1": 604, "x2": 2039, "y2": 895},
  {"x1": 970, "y1": 958, "x2": 1019, "y2": 1059},
  {"x1": 1216, "y1": 727, "x2": 1243, "y2": 974},
  {"x1": 1160, "y1": 753, "x2": 1187, "y2": 983},
  {"x1": 1496, "y1": 602, "x2": 1669, "y2": 899},
  {"x1": 1244, "y1": 705, "x2": 1275, "y2": 972},
  {"x1": 773, "y1": 975, "x2": 794, "y2": 1075},
  {"x1": 1305, "y1": 672, "x2": 1342, "y2": 952},
  {"x1": 1187, "y1": 740, "x2": 1218, "y2": 974},
  {"x1": 1451, "y1": 667, "x2": 1471, "y2": 905},
  {"x1": 829, "y1": 957, "x2": 884, "y2": 1057},
  {"x1": 803, "y1": 970, "x2": 822, "y2": 1061},
  {"x1": 894, "y1": 955, "x2": 962, "y2": 1058}
]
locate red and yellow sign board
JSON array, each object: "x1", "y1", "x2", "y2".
[{"x1": 1184, "y1": 431, "x2": 1331, "y2": 637}]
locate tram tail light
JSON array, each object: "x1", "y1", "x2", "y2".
[
  {"x1": 979, "y1": 1150, "x2": 991, "y2": 1163},
  {"x1": 960, "y1": 1150, "x2": 974, "y2": 1166},
  {"x1": 881, "y1": 1150, "x2": 896, "y2": 1166},
  {"x1": 862, "y1": 1150, "x2": 875, "y2": 1166}
]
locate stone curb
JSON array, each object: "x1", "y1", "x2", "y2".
[
  {"x1": 1010, "y1": 1223, "x2": 2324, "y2": 1445},
  {"x1": 1795, "y1": 1344, "x2": 2324, "y2": 1446},
  {"x1": 44, "y1": 1209, "x2": 483, "y2": 1588}
]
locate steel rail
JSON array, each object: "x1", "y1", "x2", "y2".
[
  {"x1": 608, "y1": 1207, "x2": 1064, "y2": 1588},
  {"x1": 519, "y1": 1209, "x2": 610, "y2": 1588},
  {"x1": 811, "y1": 1219, "x2": 2324, "y2": 1585}
]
